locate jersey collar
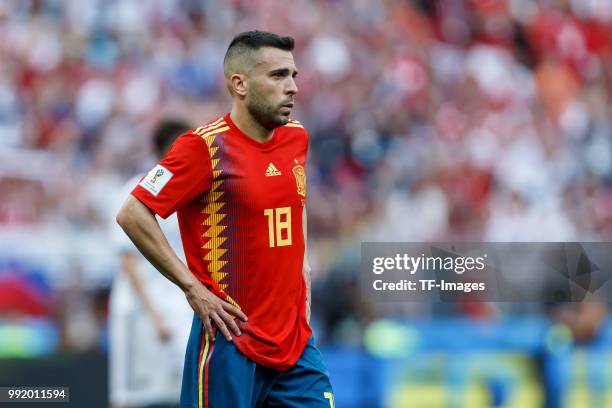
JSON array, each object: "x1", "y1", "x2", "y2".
[{"x1": 224, "y1": 113, "x2": 279, "y2": 149}]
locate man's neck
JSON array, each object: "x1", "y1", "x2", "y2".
[{"x1": 230, "y1": 106, "x2": 274, "y2": 143}]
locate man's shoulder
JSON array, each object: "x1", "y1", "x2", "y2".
[
  {"x1": 167, "y1": 116, "x2": 229, "y2": 154},
  {"x1": 283, "y1": 119, "x2": 305, "y2": 130},
  {"x1": 280, "y1": 119, "x2": 308, "y2": 140},
  {"x1": 283, "y1": 119, "x2": 306, "y2": 132},
  {"x1": 191, "y1": 116, "x2": 230, "y2": 139}
]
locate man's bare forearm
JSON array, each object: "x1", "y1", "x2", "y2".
[
  {"x1": 116, "y1": 195, "x2": 198, "y2": 291},
  {"x1": 116, "y1": 195, "x2": 247, "y2": 341}
]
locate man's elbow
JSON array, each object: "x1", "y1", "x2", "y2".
[{"x1": 116, "y1": 198, "x2": 135, "y2": 230}]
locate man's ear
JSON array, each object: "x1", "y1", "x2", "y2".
[{"x1": 231, "y1": 73, "x2": 247, "y2": 97}]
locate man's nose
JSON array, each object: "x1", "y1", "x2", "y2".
[{"x1": 286, "y1": 78, "x2": 298, "y2": 95}]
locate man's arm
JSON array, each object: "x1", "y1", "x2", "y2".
[
  {"x1": 120, "y1": 252, "x2": 171, "y2": 342},
  {"x1": 303, "y1": 206, "x2": 311, "y2": 323},
  {"x1": 116, "y1": 195, "x2": 247, "y2": 341}
]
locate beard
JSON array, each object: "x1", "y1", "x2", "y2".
[{"x1": 246, "y1": 93, "x2": 289, "y2": 130}]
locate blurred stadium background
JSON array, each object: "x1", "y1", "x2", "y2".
[{"x1": 2, "y1": 0, "x2": 612, "y2": 407}]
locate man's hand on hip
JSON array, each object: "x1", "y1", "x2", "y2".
[{"x1": 184, "y1": 281, "x2": 248, "y2": 342}]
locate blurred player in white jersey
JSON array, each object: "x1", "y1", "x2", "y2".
[{"x1": 109, "y1": 120, "x2": 193, "y2": 408}]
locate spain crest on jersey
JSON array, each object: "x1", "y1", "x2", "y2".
[{"x1": 292, "y1": 165, "x2": 306, "y2": 197}]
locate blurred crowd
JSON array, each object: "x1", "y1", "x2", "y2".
[{"x1": 1, "y1": 0, "x2": 612, "y2": 350}]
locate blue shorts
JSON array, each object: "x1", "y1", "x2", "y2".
[{"x1": 180, "y1": 314, "x2": 334, "y2": 408}]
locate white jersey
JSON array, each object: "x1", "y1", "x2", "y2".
[{"x1": 109, "y1": 175, "x2": 192, "y2": 407}]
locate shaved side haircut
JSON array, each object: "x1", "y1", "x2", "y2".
[{"x1": 223, "y1": 31, "x2": 294, "y2": 92}]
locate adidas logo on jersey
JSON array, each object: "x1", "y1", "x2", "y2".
[{"x1": 265, "y1": 163, "x2": 282, "y2": 176}]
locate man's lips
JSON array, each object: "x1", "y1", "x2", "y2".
[{"x1": 280, "y1": 102, "x2": 293, "y2": 114}]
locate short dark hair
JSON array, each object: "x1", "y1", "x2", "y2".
[
  {"x1": 226, "y1": 30, "x2": 294, "y2": 54},
  {"x1": 152, "y1": 119, "x2": 191, "y2": 158},
  {"x1": 223, "y1": 31, "x2": 294, "y2": 78}
]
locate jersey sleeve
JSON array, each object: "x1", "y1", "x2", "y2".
[{"x1": 131, "y1": 131, "x2": 213, "y2": 219}]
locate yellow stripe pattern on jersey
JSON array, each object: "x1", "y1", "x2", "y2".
[
  {"x1": 285, "y1": 119, "x2": 304, "y2": 128},
  {"x1": 197, "y1": 118, "x2": 239, "y2": 308}
]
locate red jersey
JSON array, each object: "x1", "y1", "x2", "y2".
[{"x1": 131, "y1": 113, "x2": 311, "y2": 371}]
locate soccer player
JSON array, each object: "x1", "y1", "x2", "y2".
[
  {"x1": 116, "y1": 31, "x2": 334, "y2": 408},
  {"x1": 109, "y1": 120, "x2": 194, "y2": 408}
]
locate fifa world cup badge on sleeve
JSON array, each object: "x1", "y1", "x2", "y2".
[
  {"x1": 140, "y1": 164, "x2": 173, "y2": 196},
  {"x1": 292, "y1": 165, "x2": 306, "y2": 197}
]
